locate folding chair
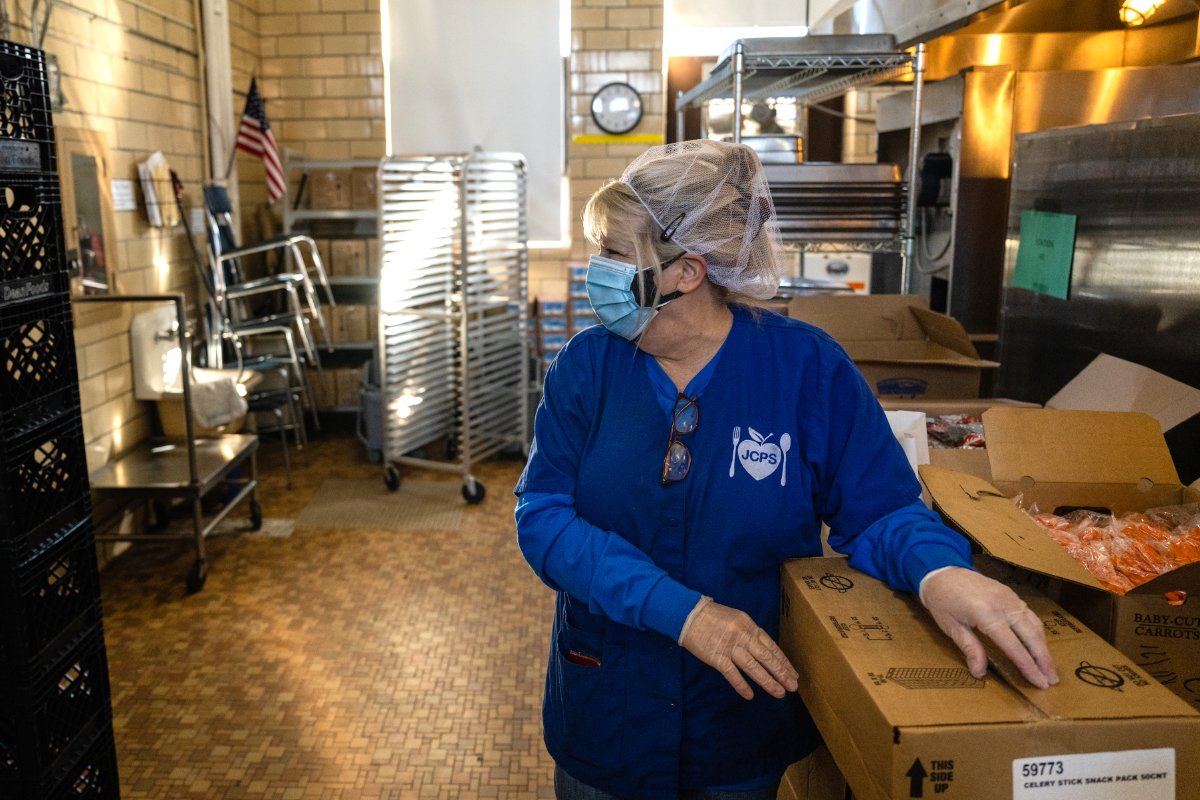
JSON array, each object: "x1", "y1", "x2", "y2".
[{"x1": 202, "y1": 184, "x2": 335, "y2": 354}]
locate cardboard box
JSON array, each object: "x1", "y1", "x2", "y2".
[
  {"x1": 332, "y1": 305, "x2": 368, "y2": 343},
  {"x1": 365, "y1": 238, "x2": 381, "y2": 277},
  {"x1": 882, "y1": 353, "x2": 1200, "y2": 485},
  {"x1": 307, "y1": 169, "x2": 352, "y2": 210},
  {"x1": 787, "y1": 295, "x2": 997, "y2": 399},
  {"x1": 309, "y1": 372, "x2": 336, "y2": 411},
  {"x1": 921, "y1": 407, "x2": 1200, "y2": 707},
  {"x1": 365, "y1": 304, "x2": 379, "y2": 340},
  {"x1": 778, "y1": 745, "x2": 848, "y2": 800},
  {"x1": 335, "y1": 368, "x2": 361, "y2": 409},
  {"x1": 330, "y1": 240, "x2": 368, "y2": 277},
  {"x1": 1047, "y1": 354, "x2": 1200, "y2": 486},
  {"x1": 351, "y1": 167, "x2": 378, "y2": 209},
  {"x1": 780, "y1": 556, "x2": 1200, "y2": 800},
  {"x1": 1045, "y1": 354, "x2": 1200, "y2": 433},
  {"x1": 880, "y1": 398, "x2": 1039, "y2": 483}
]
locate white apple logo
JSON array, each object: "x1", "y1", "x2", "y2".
[{"x1": 736, "y1": 427, "x2": 782, "y2": 481}]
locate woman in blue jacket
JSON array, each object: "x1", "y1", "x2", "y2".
[{"x1": 514, "y1": 140, "x2": 1058, "y2": 800}]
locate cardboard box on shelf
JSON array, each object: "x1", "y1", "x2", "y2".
[
  {"x1": 332, "y1": 305, "x2": 369, "y2": 343},
  {"x1": 780, "y1": 556, "x2": 1200, "y2": 800},
  {"x1": 317, "y1": 239, "x2": 332, "y2": 273},
  {"x1": 307, "y1": 169, "x2": 352, "y2": 210},
  {"x1": 365, "y1": 238, "x2": 381, "y2": 277},
  {"x1": 921, "y1": 407, "x2": 1200, "y2": 707},
  {"x1": 330, "y1": 240, "x2": 368, "y2": 277},
  {"x1": 335, "y1": 368, "x2": 362, "y2": 409},
  {"x1": 309, "y1": 372, "x2": 336, "y2": 411},
  {"x1": 365, "y1": 304, "x2": 378, "y2": 340},
  {"x1": 351, "y1": 167, "x2": 378, "y2": 209},
  {"x1": 788, "y1": 294, "x2": 997, "y2": 399}
]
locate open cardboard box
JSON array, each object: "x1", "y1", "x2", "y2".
[
  {"x1": 882, "y1": 397, "x2": 1039, "y2": 483},
  {"x1": 883, "y1": 353, "x2": 1200, "y2": 486},
  {"x1": 921, "y1": 407, "x2": 1200, "y2": 708},
  {"x1": 781, "y1": 556, "x2": 1200, "y2": 800},
  {"x1": 787, "y1": 294, "x2": 997, "y2": 398}
]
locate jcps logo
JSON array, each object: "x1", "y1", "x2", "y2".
[{"x1": 730, "y1": 426, "x2": 792, "y2": 485}]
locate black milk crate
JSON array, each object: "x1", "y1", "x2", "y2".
[
  {"x1": 0, "y1": 710, "x2": 117, "y2": 800},
  {"x1": 45, "y1": 723, "x2": 119, "y2": 800},
  {"x1": 0, "y1": 290, "x2": 79, "y2": 433},
  {"x1": 0, "y1": 412, "x2": 90, "y2": 556},
  {"x1": 0, "y1": 42, "x2": 56, "y2": 174},
  {"x1": 0, "y1": 172, "x2": 67, "y2": 291},
  {"x1": 0, "y1": 513, "x2": 99, "y2": 674},
  {"x1": 0, "y1": 622, "x2": 112, "y2": 791}
]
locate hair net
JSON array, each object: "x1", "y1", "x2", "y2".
[{"x1": 619, "y1": 139, "x2": 783, "y2": 300}]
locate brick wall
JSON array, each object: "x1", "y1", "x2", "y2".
[
  {"x1": 253, "y1": 0, "x2": 386, "y2": 164},
  {"x1": 16, "y1": 0, "x2": 210, "y2": 466},
  {"x1": 229, "y1": 0, "x2": 263, "y2": 235},
  {"x1": 230, "y1": 0, "x2": 385, "y2": 246}
]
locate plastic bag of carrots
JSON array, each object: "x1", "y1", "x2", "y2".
[{"x1": 1029, "y1": 504, "x2": 1200, "y2": 595}]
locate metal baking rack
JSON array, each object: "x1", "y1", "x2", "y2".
[{"x1": 376, "y1": 152, "x2": 530, "y2": 503}]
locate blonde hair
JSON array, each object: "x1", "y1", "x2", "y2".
[{"x1": 583, "y1": 178, "x2": 771, "y2": 310}]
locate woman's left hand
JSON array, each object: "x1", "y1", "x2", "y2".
[{"x1": 919, "y1": 567, "x2": 1060, "y2": 689}]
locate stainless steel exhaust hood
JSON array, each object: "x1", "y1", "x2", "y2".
[{"x1": 814, "y1": 0, "x2": 1200, "y2": 51}]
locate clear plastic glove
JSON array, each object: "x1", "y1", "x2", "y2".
[
  {"x1": 678, "y1": 597, "x2": 800, "y2": 700},
  {"x1": 920, "y1": 567, "x2": 1060, "y2": 689}
]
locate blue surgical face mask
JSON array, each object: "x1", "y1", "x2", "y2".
[{"x1": 585, "y1": 254, "x2": 683, "y2": 341}]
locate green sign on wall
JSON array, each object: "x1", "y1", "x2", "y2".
[{"x1": 1013, "y1": 210, "x2": 1077, "y2": 300}]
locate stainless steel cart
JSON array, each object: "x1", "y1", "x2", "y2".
[
  {"x1": 79, "y1": 294, "x2": 261, "y2": 592},
  {"x1": 376, "y1": 153, "x2": 530, "y2": 503}
]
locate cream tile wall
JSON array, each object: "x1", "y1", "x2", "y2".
[
  {"x1": 252, "y1": 0, "x2": 386, "y2": 167},
  {"x1": 231, "y1": 0, "x2": 387, "y2": 238},
  {"x1": 229, "y1": 0, "x2": 264, "y2": 232},
  {"x1": 10, "y1": 0, "x2": 386, "y2": 466},
  {"x1": 8, "y1": 0, "x2": 209, "y2": 465}
]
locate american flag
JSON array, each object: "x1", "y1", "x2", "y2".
[{"x1": 235, "y1": 78, "x2": 286, "y2": 204}]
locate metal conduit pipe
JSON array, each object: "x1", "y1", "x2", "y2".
[{"x1": 901, "y1": 42, "x2": 925, "y2": 295}]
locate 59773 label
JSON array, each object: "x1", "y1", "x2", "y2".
[{"x1": 1012, "y1": 749, "x2": 1174, "y2": 799}]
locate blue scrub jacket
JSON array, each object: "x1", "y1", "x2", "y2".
[{"x1": 515, "y1": 307, "x2": 972, "y2": 799}]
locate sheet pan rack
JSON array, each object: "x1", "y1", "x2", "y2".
[{"x1": 376, "y1": 153, "x2": 529, "y2": 503}]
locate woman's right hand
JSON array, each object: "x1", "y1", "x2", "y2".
[{"x1": 679, "y1": 598, "x2": 799, "y2": 700}]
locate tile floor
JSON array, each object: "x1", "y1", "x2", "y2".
[{"x1": 98, "y1": 431, "x2": 557, "y2": 799}]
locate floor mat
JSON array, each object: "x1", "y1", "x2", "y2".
[{"x1": 295, "y1": 478, "x2": 465, "y2": 531}]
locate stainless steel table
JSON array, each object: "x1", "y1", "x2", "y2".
[{"x1": 78, "y1": 294, "x2": 263, "y2": 592}]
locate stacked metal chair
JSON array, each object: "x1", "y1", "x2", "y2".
[
  {"x1": 202, "y1": 185, "x2": 328, "y2": 437},
  {"x1": 0, "y1": 41, "x2": 120, "y2": 799}
]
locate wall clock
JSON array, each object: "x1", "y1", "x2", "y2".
[{"x1": 591, "y1": 82, "x2": 643, "y2": 135}]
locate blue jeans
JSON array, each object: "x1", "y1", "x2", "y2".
[{"x1": 554, "y1": 765, "x2": 780, "y2": 800}]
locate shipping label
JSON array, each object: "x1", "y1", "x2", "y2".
[{"x1": 1012, "y1": 748, "x2": 1173, "y2": 800}]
